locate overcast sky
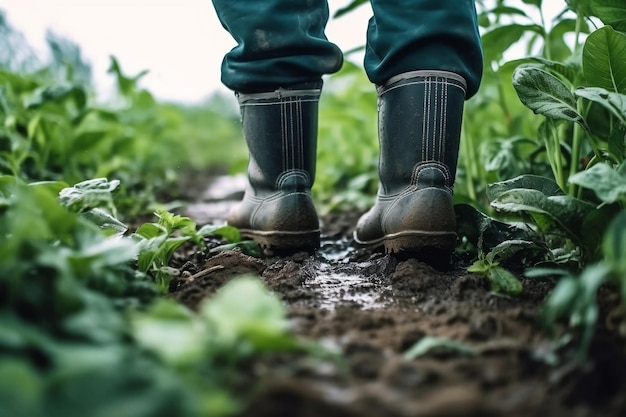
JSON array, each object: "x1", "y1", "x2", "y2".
[
  {"x1": 0, "y1": 0, "x2": 371, "y2": 103},
  {"x1": 0, "y1": 0, "x2": 567, "y2": 104}
]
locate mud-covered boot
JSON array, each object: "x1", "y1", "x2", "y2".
[
  {"x1": 354, "y1": 70, "x2": 467, "y2": 255},
  {"x1": 227, "y1": 86, "x2": 321, "y2": 252}
]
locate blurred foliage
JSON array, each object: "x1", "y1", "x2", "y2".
[
  {"x1": 0, "y1": 12, "x2": 245, "y2": 218},
  {"x1": 0, "y1": 175, "x2": 326, "y2": 417},
  {"x1": 316, "y1": 61, "x2": 378, "y2": 213}
]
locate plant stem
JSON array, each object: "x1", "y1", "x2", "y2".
[
  {"x1": 539, "y1": 4, "x2": 551, "y2": 61},
  {"x1": 574, "y1": 11, "x2": 584, "y2": 55},
  {"x1": 554, "y1": 125, "x2": 565, "y2": 190},
  {"x1": 461, "y1": 118, "x2": 477, "y2": 203},
  {"x1": 568, "y1": 98, "x2": 584, "y2": 196}
]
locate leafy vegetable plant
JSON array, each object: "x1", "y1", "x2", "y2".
[
  {"x1": 0, "y1": 176, "x2": 312, "y2": 417},
  {"x1": 463, "y1": 0, "x2": 626, "y2": 348},
  {"x1": 132, "y1": 209, "x2": 244, "y2": 291}
]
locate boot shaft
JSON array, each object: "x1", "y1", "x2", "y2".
[
  {"x1": 377, "y1": 70, "x2": 466, "y2": 195},
  {"x1": 237, "y1": 88, "x2": 320, "y2": 194}
]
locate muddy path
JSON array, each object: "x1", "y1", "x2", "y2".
[{"x1": 171, "y1": 175, "x2": 626, "y2": 417}]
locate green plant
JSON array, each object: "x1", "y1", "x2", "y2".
[
  {"x1": 542, "y1": 210, "x2": 626, "y2": 357},
  {"x1": 485, "y1": 1, "x2": 626, "y2": 264},
  {"x1": 459, "y1": 0, "x2": 626, "y2": 351},
  {"x1": 0, "y1": 177, "x2": 319, "y2": 417},
  {"x1": 132, "y1": 209, "x2": 245, "y2": 291},
  {"x1": 1, "y1": 18, "x2": 245, "y2": 218}
]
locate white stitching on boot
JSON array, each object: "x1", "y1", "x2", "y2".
[
  {"x1": 276, "y1": 170, "x2": 311, "y2": 191},
  {"x1": 423, "y1": 77, "x2": 430, "y2": 161},
  {"x1": 410, "y1": 162, "x2": 452, "y2": 191},
  {"x1": 439, "y1": 77, "x2": 447, "y2": 162}
]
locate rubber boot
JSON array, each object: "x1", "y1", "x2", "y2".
[
  {"x1": 354, "y1": 70, "x2": 467, "y2": 255},
  {"x1": 227, "y1": 86, "x2": 321, "y2": 252}
]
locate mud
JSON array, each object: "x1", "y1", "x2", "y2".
[{"x1": 171, "y1": 176, "x2": 626, "y2": 417}]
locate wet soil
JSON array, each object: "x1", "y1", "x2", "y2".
[{"x1": 171, "y1": 176, "x2": 626, "y2": 417}]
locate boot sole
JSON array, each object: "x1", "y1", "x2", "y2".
[
  {"x1": 383, "y1": 230, "x2": 456, "y2": 253},
  {"x1": 354, "y1": 230, "x2": 456, "y2": 253},
  {"x1": 240, "y1": 229, "x2": 321, "y2": 253}
]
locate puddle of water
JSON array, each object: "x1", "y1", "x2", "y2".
[
  {"x1": 304, "y1": 271, "x2": 386, "y2": 310},
  {"x1": 307, "y1": 242, "x2": 387, "y2": 310},
  {"x1": 318, "y1": 237, "x2": 355, "y2": 263}
]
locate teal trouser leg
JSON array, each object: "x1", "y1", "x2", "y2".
[
  {"x1": 211, "y1": 0, "x2": 343, "y2": 93},
  {"x1": 365, "y1": 0, "x2": 483, "y2": 97}
]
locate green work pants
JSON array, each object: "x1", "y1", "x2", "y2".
[{"x1": 212, "y1": 0, "x2": 483, "y2": 97}]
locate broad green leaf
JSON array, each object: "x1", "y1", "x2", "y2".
[
  {"x1": 73, "y1": 131, "x2": 109, "y2": 152},
  {"x1": 487, "y1": 266, "x2": 524, "y2": 295},
  {"x1": 0, "y1": 70, "x2": 40, "y2": 91},
  {"x1": 478, "y1": 6, "x2": 534, "y2": 28},
  {"x1": 487, "y1": 6, "x2": 529, "y2": 19},
  {"x1": 45, "y1": 356, "x2": 195, "y2": 417},
  {"x1": 566, "y1": 0, "x2": 594, "y2": 16},
  {"x1": 481, "y1": 136, "x2": 538, "y2": 178},
  {"x1": 0, "y1": 360, "x2": 43, "y2": 417},
  {"x1": 58, "y1": 178, "x2": 120, "y2": 213},
  {"x1": 512, "y1": 65, "x2": 585, "y2": 125},
  {"x1": 135, "y1": 222, "x2": 167, "y2": 239},
  {"x1": 455, "y1": 204, "x2": 532, "y2": 253},
  {"x1": 584, "y1": 96, "x2": 616, "y2": 138},
  {"x1": 482, "y1": 24, "x2": 543, "y2": 62},
  {"x1": 200, "y1": 276, "x2": 296, "y2": 352},
  {"x1": 26, "y1": 113, "x2": 41, "y2": 139},
  {"x1": 502, "y1": 57, "x2": 580, "y2": 84},
  {"x1": 198, "y1": 224, "x2": 241, "y2": 243},
  {"x1": 607, "y1": 124, "x2": 626, "y2": 160},
  {"x1": 543, "y1": 263, "x2": 609, "y2": 355},
  {"x1": 490, "y1": 188, "x2": 595, "y2": 243},
  {"x1": 591, "y1": 0, "x2": 626, "y2": 32},
  {"x1": 135, "y1": 237, "x2": 166, "y2": 272},
  {"x1": 81, "y1": 208, "x2": 128, "y2": 235},
  {"x1": 25, "y1": 85, "x2": 86, "y2": 110},
  {"x1": 583, "y1": 26, "x2": 626, "y2": 94},
  {"x1": 568, "y1": 162, "x2": 626, "y2": 203},
  {"x1": 467, "y1": 259, "x2": 489, "y2": 273},
  {"x1": 131, "y1": 300, "x2": 207, "y2": 366},
  {"x1": 487, "y1": 174, "x2": 563, "y2": 201},
  {"x1": 487, "y1": 239, "x2": 546, "y2": 264},
  {"x1": 404, "y1": 336, "x2": 476, "y2": 360},
  {"x1": 60, "y1": 291, "x2": 127, "y2": 343},
  {"x1": 159, "y1": 237, "x2": 191, "y2": 265},
  {"x1": 155, "y1": 209, "x2": 197, "y2": 235},
  {"x1": 548, "y1": 18, "x2": 589, "y2": 62},
  {"x1": 581, "y1": 204, "x2": 622, "y2": 261},
  {"x1": 574, "y1": 87, "x2": 626, "y2": 124},
  {"x1": 542, "y1": 276, "x2": 579, "y2": 326}
]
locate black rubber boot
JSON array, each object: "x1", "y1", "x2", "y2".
[
  {"x1": 227, "y1": 86, "x2": 321, "y2": 252},
  {"x1": 354, "y1": 70, "x2": 467, "y2": 255}
]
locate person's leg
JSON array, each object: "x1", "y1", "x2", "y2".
[
  {"x1": 212, "y1": 0, "x2": 343, "y2": 93},
  {"x1": 211, "y1": 0, "x2": 343, "y2": 251},
  {"x1": 363, "y1": 0, "x2": 482, "y2": 96},
  {"x1": 355, "y1": 0, "x2": 483, "y2": 256}
]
